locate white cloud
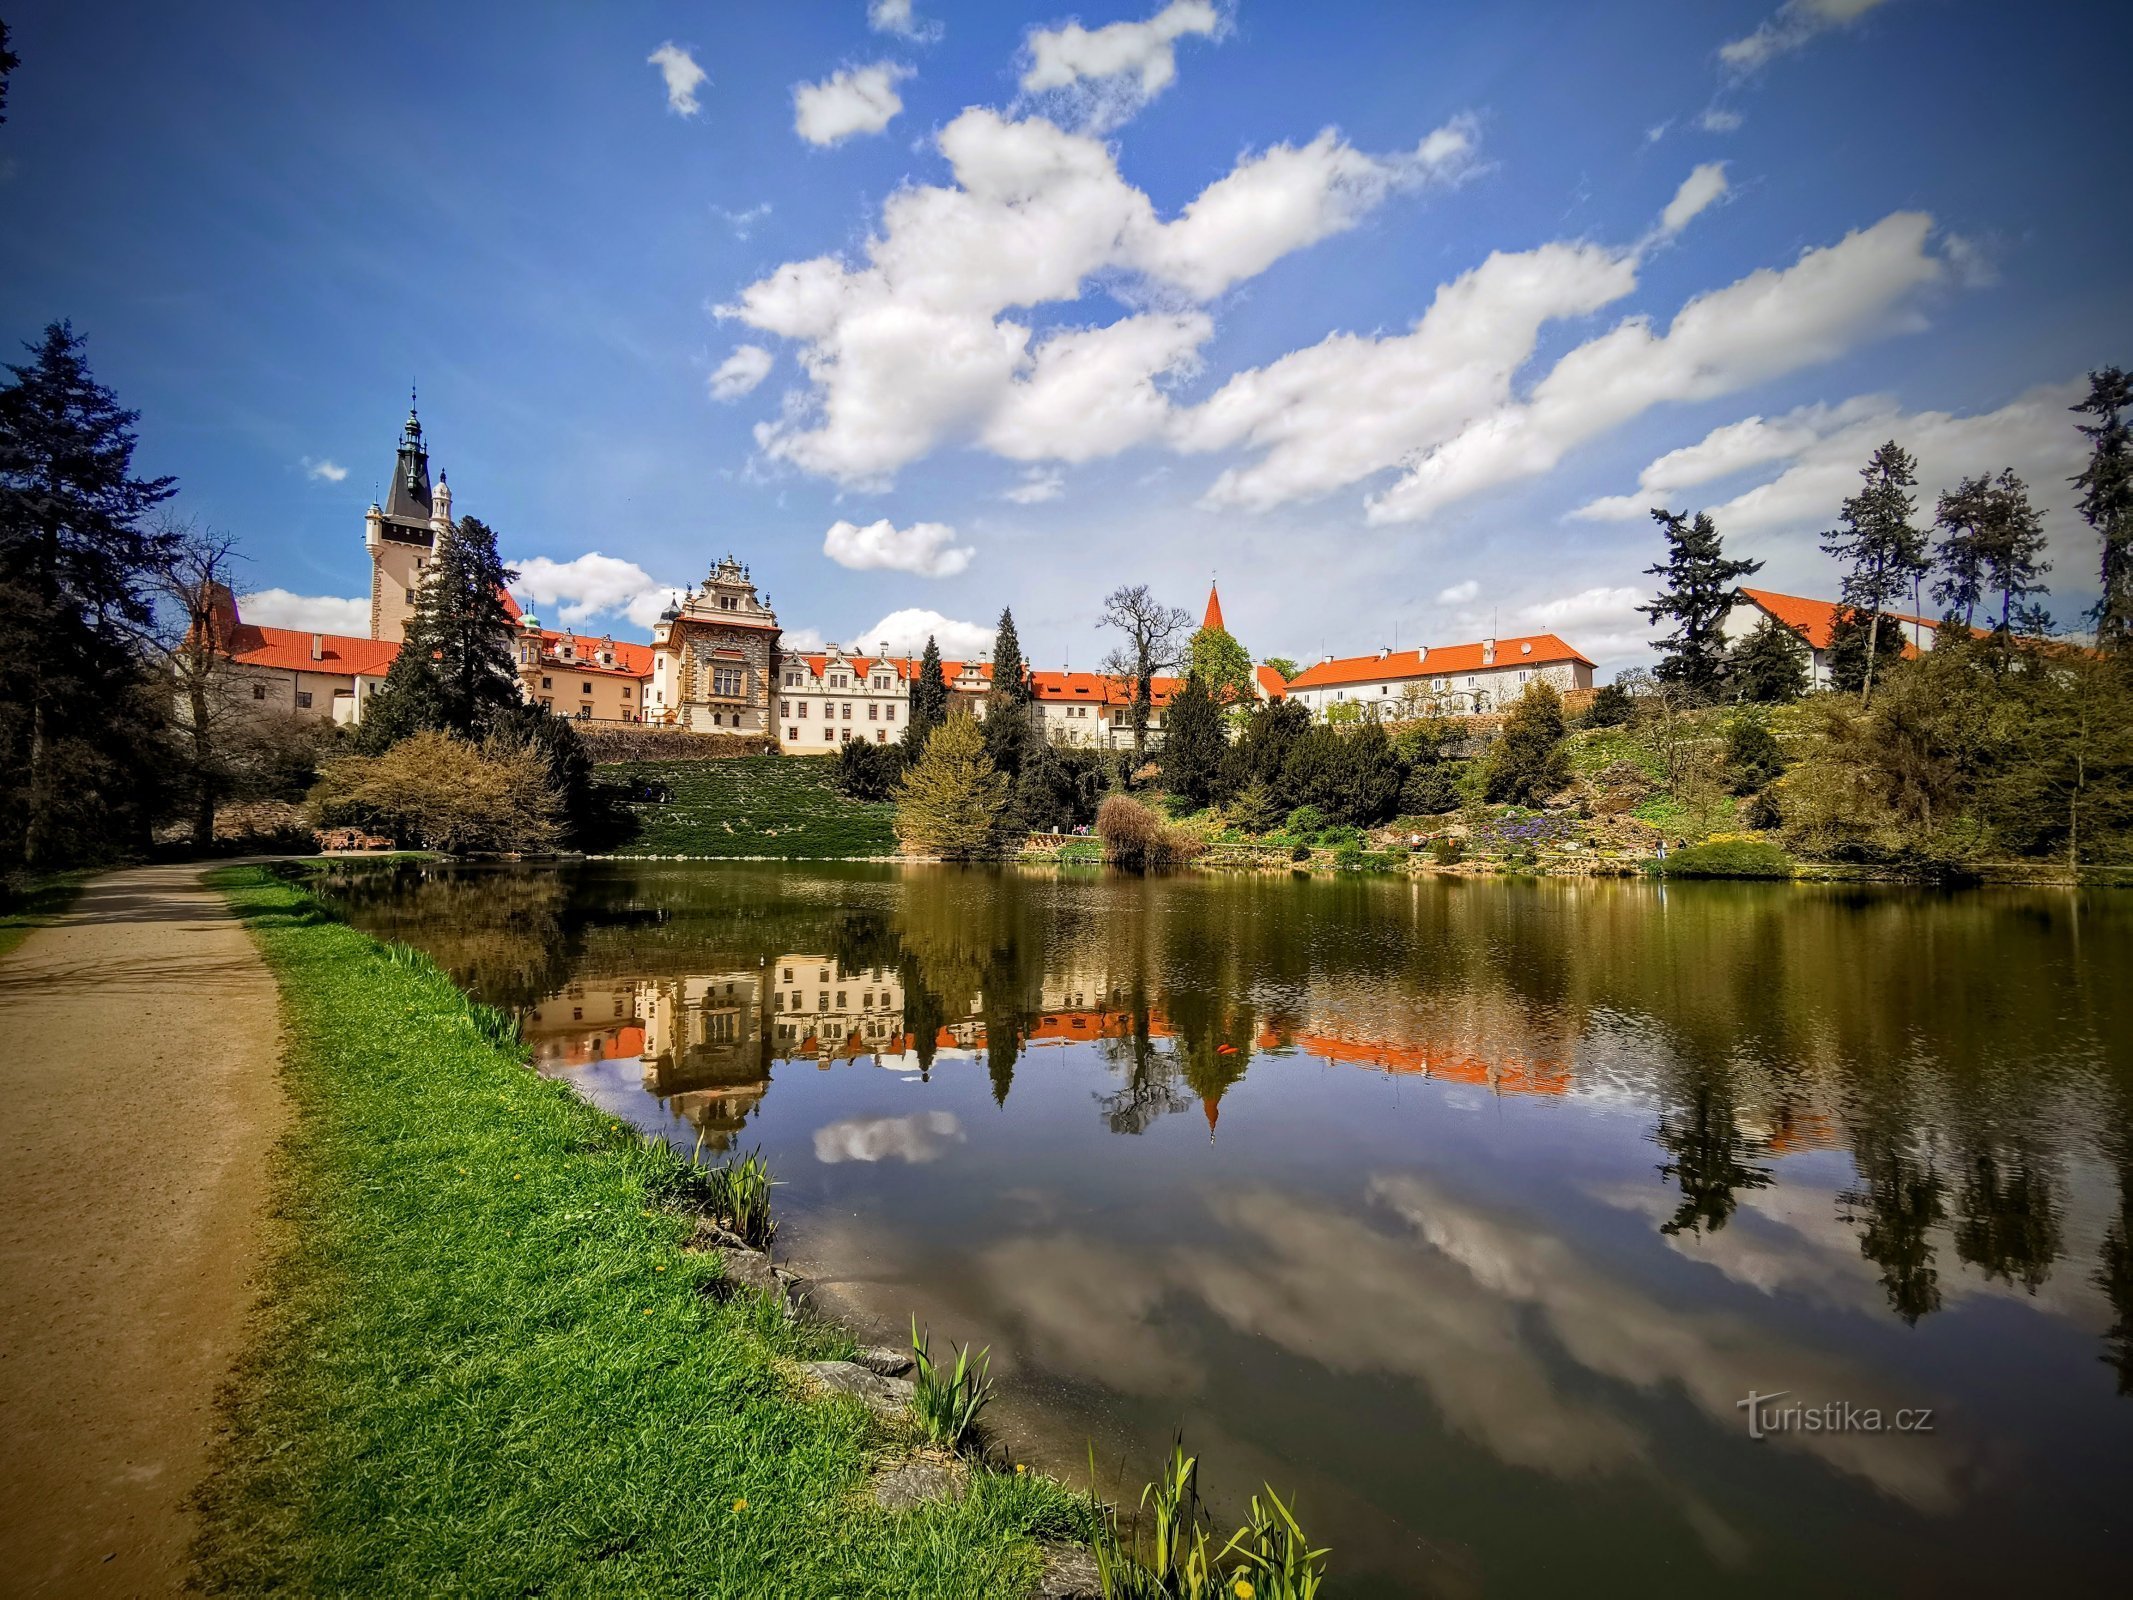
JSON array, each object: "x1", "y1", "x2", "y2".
[
  {"x1": 1659, "y1": 161, "x2": 1728, "y2": 236},
  {"x1": 1939, "y1": 230, "x2": 1999, "y2": 289},
  {"x1": 1361, "y1": 211, "x2": 1946, "y2": 525},
  {"x1": 722, "y1": 105, "x2": 1481, "y2": 485},
  {"x1": 813, "y1": 1111, "x2": 964, "y2": 1164},
  {"x1": 709, "y1": 344, "x2": 774, "y2": 401},
  {"x1": 850, "y1": 607, "x2": 994, "y2": 659},
  {"x1": 713, "y1": 202, "x2": 771, "y2": 240},
  {"x1": 1437, "y1": 579, "x2": 1480, "y2": 604},
  {"x1": 822, "y1": 517, "x2": 974, "y2": 578},
  {"x1": 647, "y1": 42, "x2": 708, "y2": 117},
  {"x1": 510, "y1": 552, "x2": 684, "y2": 630},
  {"x1": 868, "y1": 0, "x2": 941, "y2": 42},
  {"x1": 1519, "y1": 586, "x2": 1650, "y2": 657},
  {"x1": 793, "y1": 61, "x2": 913, "y2": 147},
  {"x1": 1697, "y1": 107, "x2": 1745, "y2": 133},
  {"x1": 1720, "y1": 0, "x2": 1895, "y2": 75},
  {"x1": 301, "y1": 456, "x2": 347, "y2": 483},
  {"x1": 1021, "y1": 0, "x2": 1224, "y2": 129},
  {"x1": 237, "y1": 589, "x2": 368, "y2": 635},
  {"x1": 1004, "y1": 467, "x2": 1065, "y2": 504},
  {"x1": 1572, "y1": 396, "x2": 1889, "y2": 520}
]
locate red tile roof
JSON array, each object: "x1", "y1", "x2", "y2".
[
  {"x1": 1203, "y1": 582, "x2": 1226, "y2": 633},
  {"x1": 224, "y1": 625, "x2": 400, "y2": 677},
  {"x1": 537, "y1": 630, "x2": 654, "y2": 677},
  {"x1": 1739, "y1": 588, "x2": 1929, "y2": 656},
  {"x1": 1284, "y1": 634, "x2": 1593, "y2": 691},
  {"x1": 791, "y1": 653, "x2": 994, "y2": 687},
  {"x1": 1253, "y1": 663, "x2": 1288, "y2": 699},
  {"x1": 1028, "y1": 670, "x2": 1183, "y2": 707}
]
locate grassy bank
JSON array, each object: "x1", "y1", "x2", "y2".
[
  {"x1": 600, "y1": 756, "x2": 896, "y2": 859},
  {"x1": 195, "y1": 865, "x2": 1078, "y2": 1597},
  {"x1": 0, "y1": 869, "x2": 97, "y2": 960}
]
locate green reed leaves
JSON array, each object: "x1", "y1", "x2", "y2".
[
  {"x1": 700, "y1": 1146, "x2": 778, "y2": 1249},
  {"x1": 1090, "y1": 1436, "x2": 1329, "y2": 1599},
  {"x1": 910, "y1": 1315, "x2": 994, "y2": 1452}
]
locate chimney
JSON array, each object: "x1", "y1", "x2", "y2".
[
  {"x1": 310, "y1": 633, "x2": 324, "y2": 661},
  {"x1": 1321, "y1": 652, "x2": 1334, "y2": 664},
  {"x1": 1376, "y1": 647, "x2": 1390, "y2": 661},
  {"x1": 1482, "y1": 637, "x2": 1496, "y2": 665}
]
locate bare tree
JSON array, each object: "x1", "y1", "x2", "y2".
[
  {"x1": 1098, "y1": 584, "x2": 1191, "y2": 763},
  {"x1": 155, "y1": 519, "x2": 250, "y2": 850}
]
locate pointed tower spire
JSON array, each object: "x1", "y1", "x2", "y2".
[{"x1": 1202, "y1": 579, "x2": 1225, "y2": 634}]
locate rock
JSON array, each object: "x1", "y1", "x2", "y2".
[
  {"x1": 870, "y1": 1458, "x2": 965, "y2": 1511},
  {"x1": 802, "y1": 1359, "x2": 914, "y2": 1414},
  {"x1": 851, "y1": 1344, "x2": 914, "y2": 1376},
  {"x1": 1029, "y1": 1545, "x2": 1103, "y2": 1600},
  {"x1": 771, "y1": 1265, "x2": 812, "y2": 1319},
  {"x1": 716, "y1": 1247, "x2": 780, "y2": 1298},
  {"x1": 688, "y1": 1216, "x2": 750, "y2": 1252}
]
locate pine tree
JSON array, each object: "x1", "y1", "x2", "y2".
[
  {"x1": 1933, "y1": 469, "x2": 2051, "y2": 639},
  {"x1": 2073, "y1": 367, "x2": 2133, "y2": 654},
  {"x1": 1484, "y1": 681, "x2": 1570, "y2": 805},
  {"x1": 1725, "y1": 616, "x2": 1811, "y2": 703},
  {"x1": 902, "y1": 635, "x2": 949, "y2": 755},
  {"x1": 984, "y1": 608, "x2": 1036, "y2": 781},
  {"x1": 1, "y1": 20, "x2": 19, "y2": 124},
  {"x1": 358, "y1": 515, "x2": 522, "y2": 751},
  {"x1": 1161, "y1": 673, "x2": 1228, "y2": 809},
  {"x1": 0, "y1": 322, "x2": 178, "y2": 869},
  {"x1": 1336, "y1": 719, "x2": 1407, "y2": 824},
  {"x1": 1821, "y1": 441, "x2": 1929, "y2": 704},
  {"x1": 1825, "y1": 605, "x2": 1908, "y2": 695},
  {"x1": 894, "y1": 711, "x2": 1009, "y2": 859},
  {"x1": 1639, "y1": 508, "x2": 1761, "y2": 700}
]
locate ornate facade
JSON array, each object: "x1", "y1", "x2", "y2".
[{"x1": 648, "y1": 557, "x2": 781, "y2": 734}]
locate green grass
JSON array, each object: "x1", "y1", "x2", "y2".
[
  {"x1": 601, "y1": 756, "x2": 897, "y2": 859},
  {"x1": 1653, "y1": 838, "x2": 1797, "y2": 879},
  {"x1": 195, "y1": 865, "x2": 1082, "y2": 1597},
  {"x1": 0, "y1": 868, "x2": 97, "y2": 960}
]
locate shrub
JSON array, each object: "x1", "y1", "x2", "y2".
[
  {"x1": 1227, "y1": 778, "x2": 1283, "y2": 834},
  {"x1": 1580, "y1": 682, "x2": 1635, "y2": 728},
  {"x1": 1097, "y1": 794, "x2": 1202, "y2": 869},
  {"x1": 1290, "y1": 843, "x2": 1312, "y2": 863},
  {"x1": 1400, "y1": 760, "x2": 1463, "y2": 816},
  {"x1": 1285, "y1": 804, "x2": 1326, "y2": 836},
  {"x1": 1331, "y1": 842, "x2": 1364, "y2": 870},
  {"x1": 1659, "y1": 837, "x2": 1795, "y2": 878},
  {"x1": 1724, "y1": 714, "x2": 1789, "y2": 794},
  {"x1": 833, "y1": 736, "x2": 906, "y2": 802},
  {"x1": 702, "y1": 1147, "x2": 778, "y2": 1248},
  {"x1": 308, "y1": 730, "x2": 562, "y2": 854},
  {"x1": 1431, "y1": 835, "x2": 1464, "y2": 866}
]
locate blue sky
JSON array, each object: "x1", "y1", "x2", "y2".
[{"x1": 3, "y1": 0, "x2": 2127, "y2": 671}]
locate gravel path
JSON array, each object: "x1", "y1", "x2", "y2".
[{"x1": 0, "y1": 864, "x2": 286, "y2": 1597}]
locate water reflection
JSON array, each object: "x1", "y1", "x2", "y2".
[{"x1": 317, "y1": 861, "x2": 2133, "y2": 1594}]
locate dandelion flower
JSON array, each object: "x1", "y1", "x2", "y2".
[
  {"x1": 1015, "y1": 1463, "x2": 1027, "y2": 1474},
  {"x1": 1233, "y1": 1582, "x2": 1255, "y2": 1600},
  {"x1": 733, "y1": 1497, "x2": 747, "y2": 1512},
  {"x1": 655, "y1": 1265, "x2": 667, "y2": 1272}
]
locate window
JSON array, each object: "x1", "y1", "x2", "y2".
[
  {"x1": 782, "y1": 967, "x2": 793, "y2": 982},
  {"x1": 295, "y1": 690, "x2": 313, "y2": 709},
  {"x1": 712, "y1": 666, "x2": 743, "y2": 698},
  {"x1": 840, "y1": 727, "x2": 853, "y2": 742},
  {"x1": 884, "y1": 704, "x2": 895, "y2": 722},
  {"x1": 541, "y1": 676, "x2": 552, "y2": 689},
  {"x1": 868, "y1": 704, "x2": 878, "y2": 720},
  {"x1": 876, "y1": 729, "x2": 887, "y2": 743},
  {"x1": 797, "y1": 700, "x2": 808, "y2": 717},
  {"x1": 841, "y1": 703, "x2": 852, "y2": 720},
  {"x1": 622, "y1": 686, "x2": 632, "y2": 699},
  {"x1": 252, "y1": 682, "x2": 266, "y2": 700},
  {"x1": 780, "y1": 699, "x2": 790, "y2": 717},
  {"x1": 576, "y1": 706, "x2": 590, "y2": 719},
  {"x1": 824, "y1": 728, "x2": 835, "y2": 741},
  {"x1": 582, "y1": 682, "x2": 593, "y2": 695},
  {"x1": 836, "y1": 992, "x2": 847, "y2": 1009},
  {"x1": 787, "y1": 726, "x2": 798, "y2": 741},
  {"x1": 712, "y1": 712, "x2": 723, "y2": 726}
]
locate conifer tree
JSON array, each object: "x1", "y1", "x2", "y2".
[
  {"x1": 1161, "y1": 673, "x2": 1228, "y2": 809},
  {"x1": 894, "y1": 711, "x2": 1009, "y2": 859},
  {"x1": 1725, "y1": 615, "x2": 1811, "y2": 703},
  {"x1": 1484, "y1": 680, "x2": 1570, "y2": 805},
  {"x1": 0, "y1": 321, "x2": 178, "y2": 869},
  {"x1": 1, "y1": 21, "x2": 19, "y2": 124},
  {"x1": 1639, "y1": 508, "x2": 1761, "y2": 701},
  {"x1": 902, "y1": 635, "x2": 949, "y2": 755},
  {"x1": 1821, "y1": 441, "x2": 1929, "y2": 704},
  {"x1": 983, "y1": 608, "x2": 1036, "y2": 780},
  {"x1": 358, "y1": 514, "x2": 522, "y2": 751},
  {"x1": 2073, "y1": 367, "x2": 2133, "y2": 654},
  {"x1": 1933, "y1": 470, "x2": 2051, "y2": 638}
]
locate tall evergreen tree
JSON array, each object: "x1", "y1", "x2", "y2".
[
  {"x1": 1639, "y1": 508, "x2": 1761, "y2": 700},
  {"x1": 983, "y1": 608, "x2": 1036, "y2": 780},
  {"x1": 1821, "y1": 440, "x2": 1929, "y2": 704},
  {"x1": 1161, "y1": 673, "x2": 1228, "y2": 809},
  {"x1": 358, "y1": 514, "x2": 521, "y2": 751},
  {"x1": 1933, "y1": 469, "x2": 2051, "y2": 638},
  {"x1": 902, "y1": 635, "x2": 949, "y2": 755},
  {"x1": 1725, "y1": 615, "x2": 1811, "y2": 704},
  {"x1": 1, "y1": 20, "x2": 20, "y2": 124},
  {"x1": 894, "y1": 711, "x2": 1009, "y2": 859},
  {"x1": 2073, "y1": 367, "x2": 2133, "y2": 654},
  {"x1": 0, "y1": 322, "x2": 177, "y2": 869}
]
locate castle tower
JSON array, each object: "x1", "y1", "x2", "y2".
[{"x1": 366, "y1": 390, "x2": 439, "y2": 643}]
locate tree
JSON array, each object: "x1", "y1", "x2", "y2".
[
  {"x1": 1161, "y1": 673, "x2": 1228, "y2": 809},
  {"x1": 1724, "y1": 712, "x2": 1788, "y2": 794},
  {"x1": 1825, "y1": 604, "x2": 1908, "y2": 696},
  {"x1": 309, "y1": 730, "x2": 562, "y2": 854},
  {"x1": 358, "y1": 515, "x2": 521, "y2": 751},
  {"x1": 1099, "y1": 584, "x2": 1191, "y2": 762},
  {"x1": 1, "y1": 20, "x2": 19, "y2": 124},
  {"x1": 155, "y1": 520, "x2": 250, "y2": 850},
  {"x1": 1639, "y1": 508, "x2": 1761, "y2": 700},
  {"x1": 1580, "y1": 681, "x2": 1635, "y2": 727},
  {"x1": 0, "y1": 321, "x2": 178, "y2": 871},
  {"x1": 487, "y1": 702, "x2": 595, "y2": 846},
  {"x1": 1484, "y1": 680, "x2": 1570, "y2": 805},
  {"x1": 1336, "y1": 720, "x2": 1407, "y2": 824},
  {"x1": 2073, "y1": 367, "x2": 2133, "y2": 653},
  {"x1": 1260, "y1": 656, "x2": 1300, "y2": 684},
  {"x1": 1821, "y1": 441, "x2": 1929, "y2": 704},
  {"x1": 1188, "y1": 623, "x2": 1254, "y2": 704},
  {"x1": 1230, "y1": 697, "x2": 1309, "y2": 808},
  {"x1": 1725, "y1": 615, "x2": 1811, "y2": 703},
  {"x1": 894, "y1": 711, "x2": 1009, "y2": 859},
  {"x1": 902, "y1": 635, "x2": 949, "y2": 754},
  {"x1": 984, "y1": 608, "x2": 1037, "y2": 781},
  {"x1": 1933, "y1": 469, "x2": 2051, "y2": 641},
  {"x1": 834, "y1": 736, "x2": 906, "y2": 801}
]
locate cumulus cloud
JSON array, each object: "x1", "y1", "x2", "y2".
[
  {"x1": 1021, "y1": 0, "x2": 1224, "y2": 129},
  {"x1": 301, "y1": 456, "x2": 347, "y2": 483},
  {"x1": 713, "y1": 201, "x2": 771, "y2": 240},
  {"x1": 510, "y1": 552, "x2": 685, "y2": 630},
  {"x1": 237, "y1": 589, "x2": 368, "y2": 634},
  {"x1": 1720, "y1": 0, "x2": 1895, "y2": 75},
  {"x1": 647, "y1": 42, "x2": 708, "y2": 117},
  {"x1": 1004, "y1": 467, "x2": 1065, "y2": 504},
  {"x1": 822, "y1": 517, "x2": 974, "y2": 578},
  {"x1": 1659, "y1": 161, "x2": 1728, "y2": 235},
  {"x1": 868, "y1": 0, "x2": 941, "y2": 42},
  {"x1": 813, "y1": 1111, "x2": 964, "y2": 1164},
  {"x1": 1437, "y1": 579, "x2": 1480, "y2": 604},
  {"x1": 1359, "y1": 211, "x2": 1946, "y2": 525},
  {"x1": 852, "y1": 607, "x2": 994, "y2": 658},
  {"x1": 720, "y1": 105, "x2": 1479, "y2": 484},
  {"x1": 793, "y1": 61, "x2": 913, "y2": 146},
  {"x1": 709, "y1": 344, "x2": 774, "y2": 401},
  {"x1": 1520, "y1": 586, "x2": 1650, "y2": 657},
  {"x1": 1571, "y1": 397, "x2": 1890, "y2": 520}
]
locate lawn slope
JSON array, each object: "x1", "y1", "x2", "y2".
[{"x1": 601, "y1": 756, "x2": 896, "y2": 859}]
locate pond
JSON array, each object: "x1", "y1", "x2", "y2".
[{"x1": 316, "y1": 860, "x2": 2133, "y2": 1597}]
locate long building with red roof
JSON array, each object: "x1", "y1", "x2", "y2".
[
  {"x1": 1283, "y1": 633, "x2": 1594, "y2": 719},
  {"x1": 1727, "y1": 587, "x2": 1937, "y2": 689}
]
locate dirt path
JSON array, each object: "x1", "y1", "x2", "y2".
[{"x1": 0, "y1": 864, "x2": 286, "y2": 1598}]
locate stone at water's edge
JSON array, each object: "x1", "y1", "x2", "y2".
[
  {"x1": 802, "y1": 1360, "x2": 914, "y2": 1414},
  {"x1": 1030, "y1": 1545, "x2": 1103, "y2": 1600},
  {"x1": 870, "y1": 1458, "x2": 965, "y2": 1511},
  {"x1": 851, "y1": 1344, "x2": 914, "y2": 1376}
]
